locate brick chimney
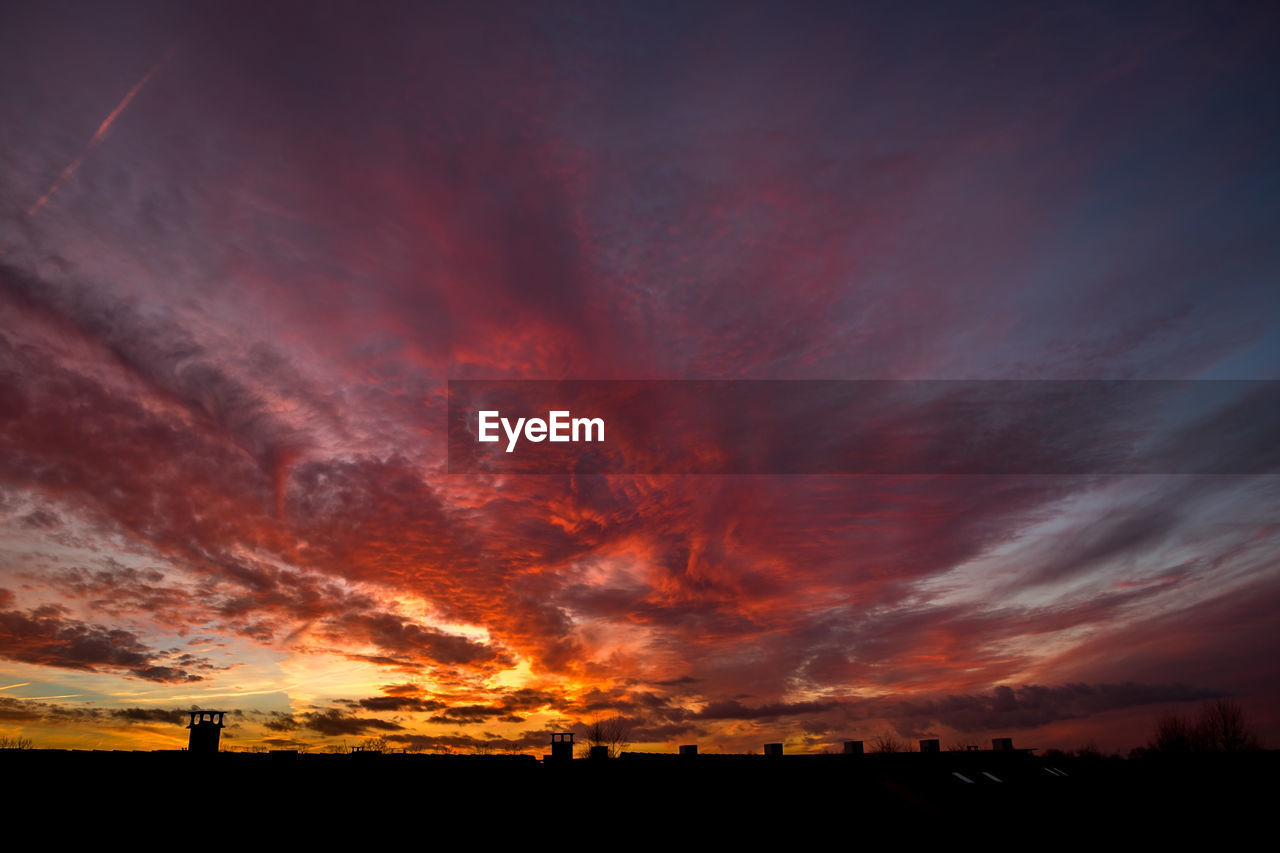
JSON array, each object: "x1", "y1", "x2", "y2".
[
  {"x1": 186, "y1": 710, "x2": 226, "y2": 754},
  {"x1": 549, "y1": 732, "x2": 575, "y2": 762}
]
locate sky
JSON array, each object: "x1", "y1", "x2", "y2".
[{"x1": 0, "y1": 0, "x2": 1278, "y2": 755}]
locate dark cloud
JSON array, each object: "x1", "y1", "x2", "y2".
[
  {"x1": 301, "y1": 709, "x2": 405, "y2": 737},
  {"x1": 350, "y1": 695, "x2": 445, "y2": 713},
  {"x1": 380, "y1": 683, "x2": 425, "y2": 697},
  {"x1": 262, "y1": 712, "x2": 300, "y2": 733},
  {"x1": 0, "y1": 698, "x2": 44, "y2": 722},
  {"x1": 421, "y1": 688, "x2": 562, "y2": 725},
  {"x1": 0, "y1": 698, "x2": 238, "y2": 727},
  {"x1": 0, "y1": 591, "x2": 208, "y2": 682},
  {"x1": 851, "y1": 682, "x2": 1227, "y2": 738},
  {"x1": 387, "y1": 730, "x2": 555, "y2": 754},
  {"x1": 20, "y1": 508, "x2": 60, "y2": 528},
  {"x1": 694, "y1": 699, "x2": 841, "y2": 721},
  {"x1": 108, "y1": 707, "x2": 190, "y2": 725},
  {"x1": 0, "y1": 261, "x2": 334, "y2": 477},
  {"x1": 332, "y1": 612, "x2": 509, "y2": 668}
]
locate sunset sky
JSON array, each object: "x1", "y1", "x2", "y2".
[{"x1": 1, "y1": 1, "x2": 1277, "y2": 755}]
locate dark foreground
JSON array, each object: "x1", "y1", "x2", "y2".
[{"x1": 3, "y1": 748, "x2": 1272, "y2": 834}]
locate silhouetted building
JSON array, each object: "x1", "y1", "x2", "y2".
[
  {"x1": 589, "y1": 745, "x2": 609, "y2": 760},
  {"x1": 992, "y1": 737, "x2": 1014, "y2": 752},
  {"x1": 549, "y1": 732, "x2": 574, "y2": 762},
  {"x1": 920, "y1": 739, "x2": 940, "y2": 753},
  {"x1": 186, "y1": 710, "x2": 227, "y2": 754},
  {"x1": 843, "y1": 740, "x2": 864, "y2": 755},
  {"x1": 764, "y1": 743, "x2": 783, "y2": 758},
  {"x1": 679, "y1": 744, "x2": 698, "y2": 758}
]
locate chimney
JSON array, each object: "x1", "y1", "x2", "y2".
[
  {"x1": 920, "y1": 738, "x2": 940, "y2": 753},
  {"x1": 186, "y1": 710, "x2": 227, "y2": 754},
  {"x1": 764, "y1": 743, "x2": 784, "y2": 759},
  {"x1": 549, "y1": 732, "x2": 575, "y2": 762},
  {"x1": 843, "y1": 740, "x2": 864, "y2": 755},
  {"x1": 992, "y1": 737, "x2": 1014, "y2": 752},
  {"x1": 679, "y1": 744, "x2": 698, "y2": 758}
]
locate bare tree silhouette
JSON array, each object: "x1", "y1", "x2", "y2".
[
  {"x1": 1200, "y1": 699, "x2": 1260, "y2": 752},
  {"x1": 1145, "y1": 699, "x2": 1261, "y2": 754},
  {"x1": 871, "y1": 732, "x2": 907, "y2": 753},
  {"x1": 1152, "y1": 711, "x2": 1199, "y2": 753},
  {"x1": 580, "y1": 716, "x2": 632, "y2": 758}
]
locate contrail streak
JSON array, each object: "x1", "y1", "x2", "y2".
[{"x1": 25, "y1": 50, "x2": 172, "y2": 218}]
